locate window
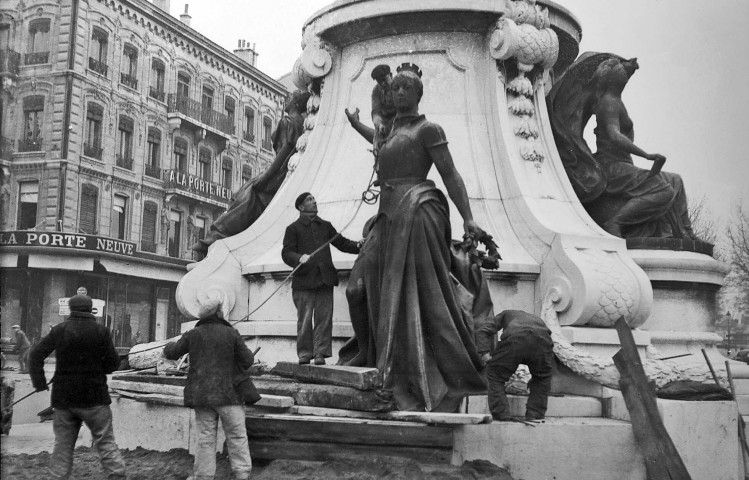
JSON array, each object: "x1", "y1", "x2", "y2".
[
  {"x1": 177, "y1": 72, "x2": 190, "y2": 99},
  {"x1": 221, "y1": 158, "x2": 232, "y2": 190},
  {"x1": 0, "y1": 24, "x2": 10, "y2": 50},
  {"x1": 262, "y1": 116, "x2": 272, "y2": 150},
  {"x1": 241, "y1": 164, "x2": 252, "y2": 184},
  {"x1": 146, "y1": 128, "x2": 161, "y2": 178},
  {"x1": 195, "y1": 216, "x2": 206, "y2": 241},
  {"x1": 79, "y1": 184, "x2": 98, "y2": 234},
  {"x1": 174, "y1": 138, "x2": 188, "y2": 172},
  {"x1": 112, "y1": 194, "x2": 127, "y2": 240},
  {"x1": 84, "y1": 103, "x2": 103, "y2": 159},
  {"x1": 89, "y1": 27, "x2": 108, "y2": 76},
  {"x1": 198, "y1": 147, "x2": 211, "y2": 182},
  {"x1": 20, "y1": 95, "x2": 44, "y2": 152},
  {"x1": 243, "y1": 107, "x2": 255, "y2": 142},
  {"x1": 117, "y1": 116, "x2": 133, "y2": 169},
  {"x1": 17, "y1": 182, "x2": 38, "y2": 230},
  {"x1": 168, "y1": 210, "x2": 181, "y2": 258},
  {"x1": 26, "y1": 19, "x2": 50, "y2": 65},
  {"x1": 141, "y1": 201, "x2": 157, "y2": 253},
  {"x1": 121, "y1": 44, "x2": 138, "y2": 89},
  {"x1": 224, "y1": 97, "x2": 236, "y2": 135},
  {"x1": 201, "y1": 85, "x2": 213, "y2": 111},
  {"x1": 149, "y1": 59, "x2": 165, "y2": 101}
]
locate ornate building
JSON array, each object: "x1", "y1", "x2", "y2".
[{"x1": 0, "y1": 0, "x2": 287, "y2": 351}]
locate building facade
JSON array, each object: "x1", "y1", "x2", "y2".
[{"x1": 0, "y1": 0, "x2": 287, "y2": 351}]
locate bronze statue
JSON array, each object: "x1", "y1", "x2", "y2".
[
  {"x1": 339, "y1": 63, "x2": 493, "y2": 413},
  {"x1": 547, "y1": 52, "x2": 697, "y2": 239},
  {"x1": 193, "y1": 90, "x2": 311, "y2": 253}
]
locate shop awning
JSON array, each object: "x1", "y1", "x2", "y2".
[
  {"x1": 28, "y1": 254, "x2": 94, "y2": 271},
  {"x1": 98, "y1": 258, "x2": 185, "y2": 283}
]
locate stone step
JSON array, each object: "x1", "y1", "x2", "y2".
[
  {"x1": 454, "y1": 399, "x2": 740, "y2": 480},
  {"x1": 464, "y1": 393, "x2": 603, "y2": 418},
  {"x1": 736, "y1": 394, "x2": 749, "y2": 416}
]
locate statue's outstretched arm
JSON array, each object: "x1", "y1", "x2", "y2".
[{"x1": 344, "y1": 108, "x2": 375, "y2": 145}]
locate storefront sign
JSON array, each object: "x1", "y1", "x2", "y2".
[
  {"x1": 0, "y1": 231, "x2": 136, "y2": 256},
  {"x1": 162, "y1": 169, "x2": 232, "y2": 204}
]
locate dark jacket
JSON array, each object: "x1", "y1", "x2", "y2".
[
  {"x1": 281, "y1": 214, "x2": 360, "y2": 290},
  {"x1": 29, "y1": 312, "x2": 120, "y2": 408},
  {"x1": 476, "y1": 310, "x2": 552, "y2": 354},
  {"x1": 164, "y1": 315, "x2": 254, "y2": 408}
]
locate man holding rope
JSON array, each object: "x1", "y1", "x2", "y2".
[{"x1": 282, "y1": 192, "x2": 361, "y2": 365}]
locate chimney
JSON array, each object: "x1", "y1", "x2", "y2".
[
  {"x1": 233, "y1": 39, "x2": 259, "y2": 67},
  {"x1": 179, "y1": 4, "x2": 191, "y2": 26},
  {"x1": 152, "y1": 0, "x2": 171, "y2": 12}
]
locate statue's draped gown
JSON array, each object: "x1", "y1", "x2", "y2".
[{"x1": 345, "y1": 113, "x2": 489, "y2": 412}]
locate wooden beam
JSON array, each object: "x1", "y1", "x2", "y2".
[
  {"x1": 613, "y1": 317, "x2": 692, "y2": 480},
  {"x1": 289, "y1": 405, "x2": 491, "y2": 425},
  {"x1": 245, "y1": 413, "x2": 453, "y2": 448},
  {"x1": 111, "y1": 382, "x2": 294, "y2": 409},
  {"x1": 248, "y1": 439, "x2": 451, "y2": 464},
  {"x1": 272, "y1": 362, "x2": 381, "y2": 390}
]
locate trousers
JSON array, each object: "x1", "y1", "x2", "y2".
[
  {"x1": 49, "y1": 405, "x2": 126, "y2": 479},
  {"x1": 193, "y1": 405, "x2": 252, "y2": 480},
  {"x1": 292, "y1": 286, "x2": 334, "y2": 360},
  {"x1": 486, "y1": 332, "x2": 554, "y2": 420}
]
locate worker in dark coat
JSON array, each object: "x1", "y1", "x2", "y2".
[
  {"x1": 282, "y1": 192, "x2": 361, "y2": 365},
  {"x1": 29, "y1": 294, "x2": 126, "y2": 479},
  {"x1": 476, "y1": 310, "x2": 555, "y2": 421},
  {"x1": 164, "y1": 301, "x2": 255, "y2": 480}
]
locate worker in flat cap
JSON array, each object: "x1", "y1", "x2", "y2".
[
  {"x1": 29, "y1": 294, "x2": 127, "y2": 479},
  {"x1": 282, "y1": 192, "x2": 361, "y2": 365},
  {"x1": 10, "y1": 324, "x2": 30, "y2": 373}
]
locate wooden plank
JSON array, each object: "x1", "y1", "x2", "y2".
[
  {"x1": 245, "y1": 413, "x2": 453, "y2": 448},
  {"x1": 289, "y1": 405, "x2": 491, "y2": 425},
  {"x1": 111, "y1": 383, "x2": 294, "y2": 409},
  {"x1": 109, "y1": 374, "x2": 396, "y2": 412},
  {"x1": 613, "y1": 318, "x2": 692, "y2": 480},
  {"x1": 248, "y1": 439, "x2": 451, "y2": 464},
  {"x1": 272, "y1": 362, "x2": 381, "y2": 390}
]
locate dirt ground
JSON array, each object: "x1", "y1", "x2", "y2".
[{"x1": 1, "y1": 447, "x2": 515, "y2": 479}]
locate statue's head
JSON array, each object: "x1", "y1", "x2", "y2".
[
  {"x1": 371, "y1": 64, "x2": 392, "y2": 86},
  {"x1": 392, "y1": 63, "x2": 424, "y2": 107},
  {"x1": 286, "y1": 90, "x2": 312, "y2": 114},
  {"x1": 591, "y1": 56, "x2": 634, "y2": 89}
]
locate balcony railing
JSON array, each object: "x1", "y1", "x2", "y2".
[
  {"x1": 0, "y1": 49, "x2": 21, "y2": 75},
  {"x1": 18, "y1": 137, "x2": 42, "y2": 152},
  {"x1": 88, "y1": 57, "x2": 108, "y2": 76},
  {"x1": 24, "y1": 51, "x2": 49, "y2": 65},
  {"x1": 140, "y1": 241, "x2": 157, "y2": 253},
  {"x1": 120, "y1": 72, "x2": 138, "y2": 90},
  {"x1": 116, "y1": 154, "x2": 133, "y2": 170},
  {"x1": 83, "y1": 142, "x2": 103, "y2": 160},
  {"x1": 145, "y1": 163, "x2": 161, "y2": 179},
  {"x1": 243, "y1": 132, "x2": 255, "y2": 143},
  {"x1": 167, "y1": 94, "x2": 232, "y2": 135},
  {"x1": 148, "y1": 87, "x2": 165, "y2": 102}
]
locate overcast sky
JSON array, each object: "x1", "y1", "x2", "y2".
[{"x1": 173, "y1": 0, "x2": 749, "y2": 221}]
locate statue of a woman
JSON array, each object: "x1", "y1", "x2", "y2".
[
  {"x1": 547, "y1": 52, "x2": 697, "y2": 239},
  {"x1": 341, "y1": 64, "x2": 491, "y2": 413}
]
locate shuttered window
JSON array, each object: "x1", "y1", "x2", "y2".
[
  {"x1": 79, "y1": 184, "x2": 98, "y2": 234},
  {"x1": 141, "y1": 201, "x2": 157, "y2": 244}
]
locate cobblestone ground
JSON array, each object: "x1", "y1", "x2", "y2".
[{"x1": 1, "y1": 447, "x2": 513, "y2": 480}]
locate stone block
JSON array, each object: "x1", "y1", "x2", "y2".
[{"x1": 465, "y1": 394, "x2": 602, "y2": 418}]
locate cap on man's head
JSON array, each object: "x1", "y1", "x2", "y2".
[
  {"x1": 371, "y1": 64, "x2": 391, "y2": 80},
  {"x1": 295, "y1": 192, "x2": 312, "y2": 210},
  {"x1": 11, "y1": 325, "x2": 20, "y2": 330},
  {"x1": 69, "y1": 294, "x2": 93, "y2": 311}
]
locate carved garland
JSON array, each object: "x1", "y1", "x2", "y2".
[{"x1": 489, "y1": 0, "x2": 558, "y2": 169}]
